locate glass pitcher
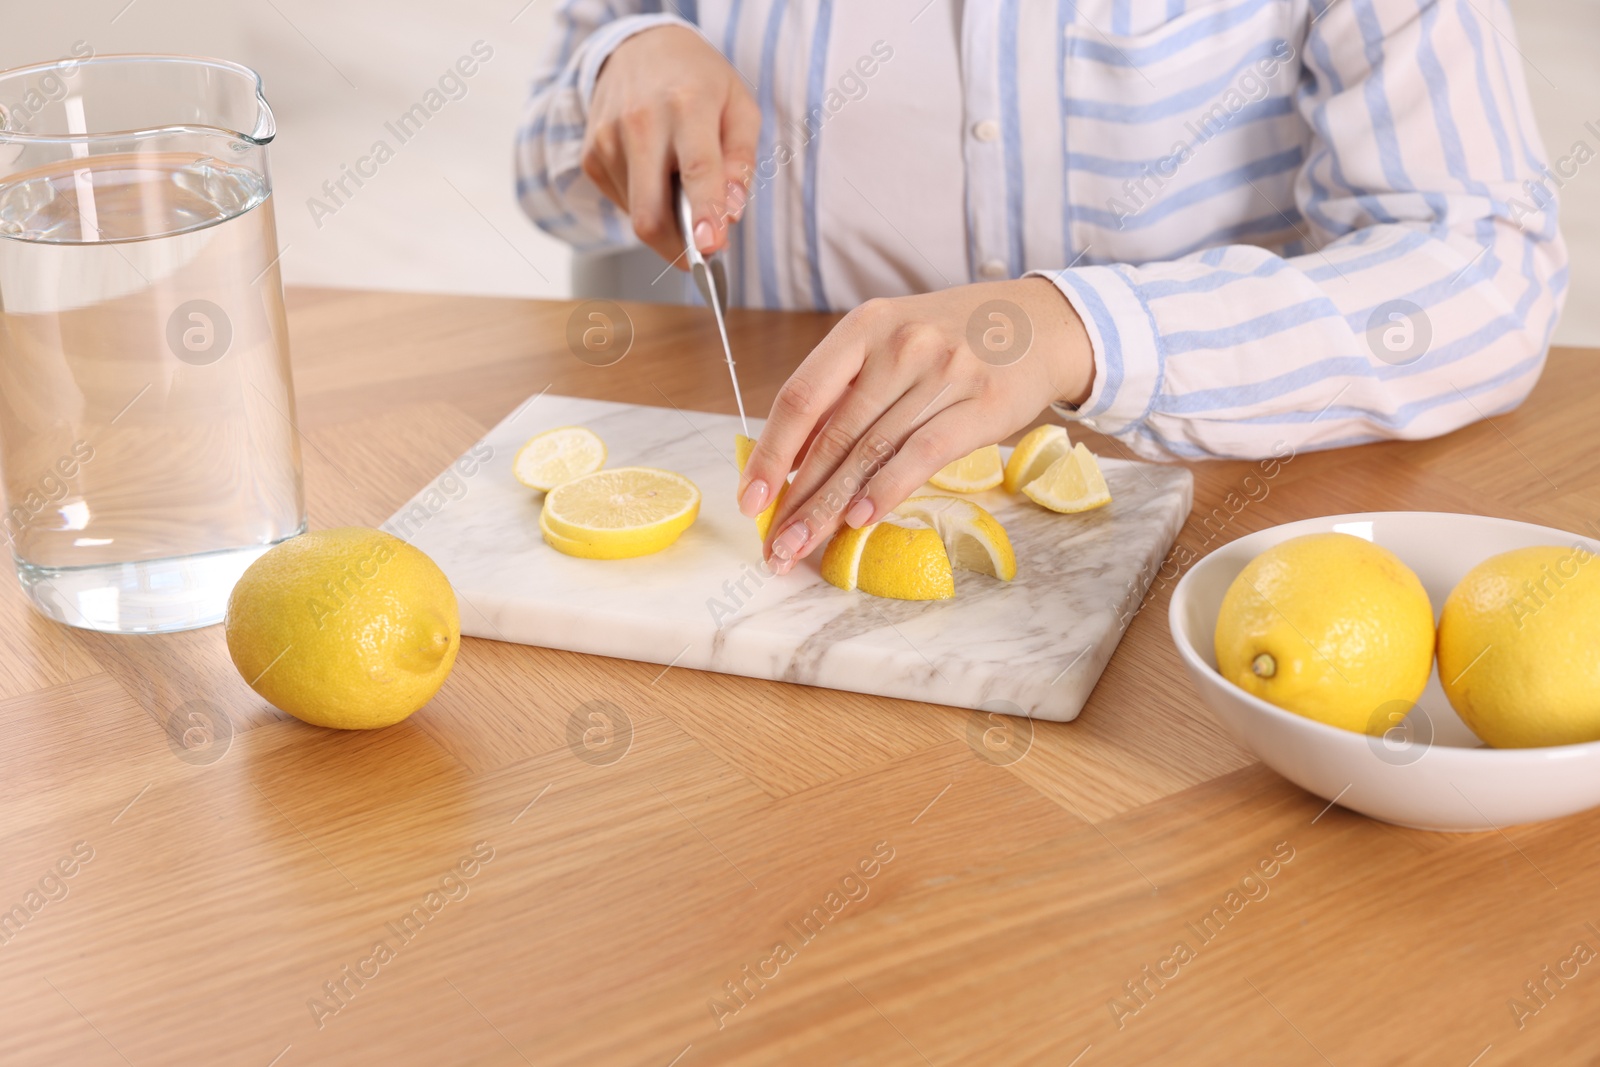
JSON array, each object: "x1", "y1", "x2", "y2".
[{"x1": 0, "y1": 54, "x2": 306, "y2": 633}]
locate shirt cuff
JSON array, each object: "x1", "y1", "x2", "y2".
[
  {"x1": 1027, "y1": 265, "x2": 1164, "y2": 439},
  {"x1": 577, "y1": 14, "x2": 707, "y2": 112}
]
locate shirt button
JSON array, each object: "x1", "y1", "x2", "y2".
[
  {"x1": 972, "y1": 119, "x2": 1001, "y2": 142},
  {"x1": 979, "y1": 259, "x2": 1008, "y2": 280}
]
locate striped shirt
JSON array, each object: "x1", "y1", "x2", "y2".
[{"x1": 515, "y1": 0, "x2": 1567, "y2": 461}]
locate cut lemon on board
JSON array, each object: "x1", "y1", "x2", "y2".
[
  {"x1": 820, "y1": 496, "x2": 1015, "y2": 600},
  {"x1": 894, "y1": 495, "x2": 1017, "y2": 582},
  {"x1": 854, "y1": 518, "x2": 956, "y2": 601},
  {"x1": 928, "y1": 444, "x2": 1004, "y2": 492},
  {"x1": 734, "y1": 433, "x2": 786, "y2": 543},
  {"x1": 514, "y1": 426, "x2": 606, "y2": 492},
  {"x1": 1003, "y1": 425, "x2": 1071, "y2": 494},
  {"x1": 1021, "y1": 443, "x2": 1111, "y2": 513},
  {"x1": 539, "y1": 510, "x2": 622, "y2": 560},
  {"x1": 540, "y1": 467, "x2": 699, "y2": 559},
  {"x1": 818, "y1": 523, "x2": 876, "y2": 592}
]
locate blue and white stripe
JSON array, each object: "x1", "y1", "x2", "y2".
[{"x1": 515, "y1": 0, "x2": 1566, "y2": 461}]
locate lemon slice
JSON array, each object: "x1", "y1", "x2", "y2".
[
  {"x1": 541, "y1": 467, "x2": 699, "y2": 557},
  {"x1": 540, "y1": 509, "x2": 636, "y2": 559},
  {"x1": 1002, "y1": 425, "x2": 1071, "y2": 494},
  {"x1": 855, "y1": 518, "x2": 955, "y2": 601},
  {"x1": 514, "y1": 426, "x2": 606, "y2": 491},
  {"x1": 1021, "y1": 443, "x2": 1111, "y2": 513},
  {"x1": 894, "y1": 495, "x2": 1017, "y2": 581},
  {"x1": 928, "y1": 444, "x2": 1004, "y2": 493},
  {"x1": 734, "y1": 434, "x2": 787, "y2": 542}
]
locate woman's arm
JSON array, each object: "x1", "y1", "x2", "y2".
[{"x1": 1038, "y1": 0, "x2": 1567, "y2": 460}]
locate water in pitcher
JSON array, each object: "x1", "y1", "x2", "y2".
[{"x1": 0, "y1": 151, "x2": 306, "y2": 631}]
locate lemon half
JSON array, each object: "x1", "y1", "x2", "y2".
[
  {"x1": 820, "y1": 496, "x2": 1014, "y2": 600},
  {"x1": 894, "y1": 495, "x2": 1017, "y2": 581},
  {"x1": 856, "y1": 519, "x2": 955, "y2": 601}
]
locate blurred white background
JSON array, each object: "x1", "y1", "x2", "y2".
[{"x1": 4, "y1": 0, "x2": 1596, "y2": 344}]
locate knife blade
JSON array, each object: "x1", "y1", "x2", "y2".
[{"x1": 675, "y1": 179, "x2": 749, "y2": 437}]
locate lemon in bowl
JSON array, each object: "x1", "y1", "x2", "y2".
[
  {"x1": 1438, "y1": 545, "x2": 1600, "y2": 747},
  {"x1": 226, "y1": 528, "x2": 460, "y2": 729},
  {"x1": 1212, "y1": 532, "x2": 1435, "y2": 735}
]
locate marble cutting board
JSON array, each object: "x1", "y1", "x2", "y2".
[{"x1": 385, "y1": 394, "x2": 1193, "y2": 721}]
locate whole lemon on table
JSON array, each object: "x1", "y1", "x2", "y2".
[
  {"x1": 1438, "y1": 545, "x2": 1600, "y2": 748},
  {"x1": 226, "y1": 528, "x2": 460, "y2": 729},
  {"x1": 1213, "y1": 533, "x2": 1435, "y2": 734}
]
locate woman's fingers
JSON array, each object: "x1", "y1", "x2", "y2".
[
  {"x1": 620, "y1": 114, "x2": 678, "y2": 263},
  {"x1": 671, "y1": 95, "x2": 732, "y2": 254},
  {"x1": 580, "y1": 121, "x2": 627, "y2": 215},
  {"x1": 765, "y1": 384, "x2": 971, "y2": 572},
  {"x1": 774, "y1": 363, "x2": 915, "y2": 533},
  {"x1": 847, "y1": 404, "x2": 987, "y2": 523},
  {"x1": 720, "y1": 93, "x2": 761, "y2": 221},
  {"x1": 737, "y1": 302, "x2": 894, "y2": 519}
]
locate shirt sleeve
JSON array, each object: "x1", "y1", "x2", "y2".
[
  {"x1": 1036, "y1": 0, "x2": 1568, "y2": 461},
  {"x1": 514, "y1": 3, "x2": 700, "y2": 251}
]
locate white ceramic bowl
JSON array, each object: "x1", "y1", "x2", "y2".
[{"x1": 1169, "y1": 511, "x2": 1600, "y2": 831}]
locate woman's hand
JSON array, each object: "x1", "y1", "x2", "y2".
[
  {"x1": 737, "y1": 277, "x2": 1097, "y2": 573},
  {"x1": 585, "y1": 25, "x2": 759, "y2": 264}
]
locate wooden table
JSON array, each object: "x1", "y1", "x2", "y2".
[{"x1": 4, "y1": 289, "x2": 1599, "y2": 1066}]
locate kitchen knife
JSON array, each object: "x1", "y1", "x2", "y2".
[{"x1": 675, "y1": 179, "x2": 750, "y2": 437}]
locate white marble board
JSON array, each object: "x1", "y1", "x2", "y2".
[{"x1": 384, "y1": 394, "x2": 1193, "y2": 721}]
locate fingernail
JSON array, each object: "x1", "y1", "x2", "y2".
[
  {"x1": 694, "y1": 220, "x2": 715, "y2": 252},
  {"x1": 739, "y1": 479, "x2": 768, "y2": 517},
  {"x1": 844, "y1": 498, "x2": 875, "y2": 529},
  {"x1": 726, "y1": 181, "x2": 747, "y2": 220},
  {"x1": 771, "y1": 521, "x2": 809, "y2": 562}
]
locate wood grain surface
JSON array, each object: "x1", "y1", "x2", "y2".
[{"x1": 3, "y1": 288, "x2": 1598, "y2": 1066}]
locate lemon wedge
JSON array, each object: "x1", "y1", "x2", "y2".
[
  {"x1": 541, "y1": 467, "x2": 699, "y2": 559},
  {"x1": 1021, "y1": 443, "x2": 1111, "y2": 513},
  {"x1": 514, "y1": 426, "x2": 607, "y2": 491},
  {"x1": 928, "y1": 444, "x2": 1004, "y2": 493},
  {"x1": 856, "y1": 518, "x2": 955, "y2": 601},
  {"x1": 819, "y1": 523, "x2": 875, "y2": 592},
  {"x1": 734, "y1": 434, "x2": 787, "y2": 543},
  {"x1": 894, "y1": 495, "x2": 1017, "y2": 581},
  {"x1": 1002, "y1": 425, "x2": 1071, "y2": 494}
]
